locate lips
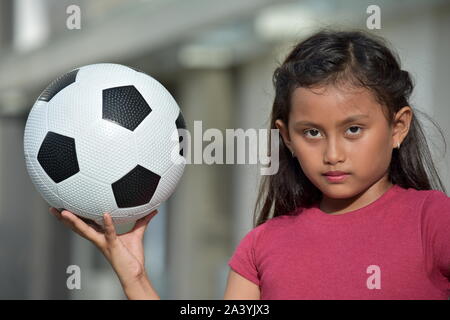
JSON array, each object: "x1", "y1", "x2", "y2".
[
  {"x1": 323, "y1": 173, "x2": 349, "y2": 183},
  {"x1": 323, "y1": 171, "x2": 348, "y2": 176}
]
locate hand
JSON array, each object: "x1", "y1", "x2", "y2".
[{"x1": 49, "y1": 207, "x2": 158, "y2": 286}]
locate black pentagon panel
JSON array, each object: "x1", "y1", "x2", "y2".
[
  {"x1": 38, "y1": 69, "x2": 79, "y2": 102},
  {"x1": 112, "y1": 165, "x2": 161, "y2": 208},
  {"x1": 175, "y1": 111, "x2": 186, "y2": 157},
  {"x1": 175, "y1": 111, "x2": 186, "y2": 130},
  {"x1": 37, "y1": 131, "x2": 80, "y2": 183},
  {"x1": 102, "y1": 85, "x2": 151, "y2": 131}
]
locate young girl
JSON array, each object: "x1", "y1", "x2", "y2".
[{"x1": 49, "y1": 29, "x2": 450, "y2": 300}]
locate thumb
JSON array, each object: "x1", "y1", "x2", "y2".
[{"x1": 103, "y1": 213, "x2": 118, "y2": 244}]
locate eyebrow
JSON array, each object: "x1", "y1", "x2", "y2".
[{"x1": 294, "y1": 114, "x2": 370, "y2": 128}]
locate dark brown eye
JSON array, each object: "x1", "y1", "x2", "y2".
[
  {"x1": 303, "y1": 129, "x2": 321, "y2": 138},
  {"x1": 347, "y1": 126, "x2": 362, "y2": 135}
]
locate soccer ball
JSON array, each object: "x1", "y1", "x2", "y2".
[{"x1": 23, "y1": 63, "x2": 186, "y2": 226}]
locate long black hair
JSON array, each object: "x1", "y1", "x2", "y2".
[{"x1": 254, "y1": 29, "x2": 447, "y2": 227}]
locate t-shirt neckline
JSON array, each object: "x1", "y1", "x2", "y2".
[{"x1": 308, "y1": 184, "x2": 403, "y2": 224}]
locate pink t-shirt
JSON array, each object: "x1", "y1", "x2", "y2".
[{"x1": 228, "y1": 184, "x2": 450, "y2": 299}]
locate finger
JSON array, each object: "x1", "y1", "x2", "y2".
[
  {"x1": 60, "y1": 210, "x2": 94, "y2": 237},
  {"x1": 132, "y1": 210, "x2": 158, "y2": 236},
  {"x1": 60, "y1": 210, "x2": 103, "y2": 244},
  {"x1": 103, "y1": 213, "x2": 117, "y2": 244},
  {"x1": 136, "y1": 210, "x2": 158, "y2": 228},
  {"x1": 49, "y1": 207, "x2": 62, "y2": 220},
  {"x1": 79, "y1": 216, "x2": 104, "y2": 233},
  {"x1": 50, "y1": 207, "x2": 77, "y2": 230}
]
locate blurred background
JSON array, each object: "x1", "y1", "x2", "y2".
[{"x1": 0, "y1": 0, "x2": 449, "y2": 299}]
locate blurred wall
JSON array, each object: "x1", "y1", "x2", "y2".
[{"x1": 0, "y1": 0, "x2": 449, "y2": 299}]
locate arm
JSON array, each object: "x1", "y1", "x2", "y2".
[
  {"x1": 420, "y1": 191, "x2": 450, "y2": 284},
  {"x1": 50, "y1": 207, "x2": 160, "y2": 299},
  {"x1": 125, "y1": 267, "x2": 261, "y2": 300},
  {"x1": 121, "y1": 272, "x2": 160, "y2": 300},
  {"x1": 224, "y1": 269, "x2": 260, "y2": 299}
]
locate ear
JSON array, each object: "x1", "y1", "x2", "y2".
[
  {"x1": 392, "y1": 106, "x2": 413, "y2": 148},
  {"x1": 275, "y1": 119, "x2": 293, "y2": 153}
]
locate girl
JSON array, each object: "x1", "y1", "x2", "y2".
[{"x1": 49, "y1": 29, "x2": 450, "y2": 300}]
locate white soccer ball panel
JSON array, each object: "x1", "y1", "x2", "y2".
[
  {"x1": 47, "y1": 82, "x2": 100, "y2": 137},
  {"x1": 76, "y1": 118, "x2": 139, "y2": 184},
  {"x1": 106, "y1": 203, "x2": 160, "y2": 227},
  {"x1": 135, "y1": 112, "x2": 179, "y2": 176},
  {"x1": 153, "y1": 161, "x2": 186, "y2": 205},
  {"x1": 57, "y1": 173, "x2": 117, "y2": 221},
  {"x1": 23, "y1": 100, "x2": 48, "y2": 158},
  {"x1": 75, "y1": 63, "x2": 138, "y2": 86}
]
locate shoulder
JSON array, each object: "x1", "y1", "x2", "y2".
[
  {"x1": 397, "y1": 186, "x2": 449, "y2": 210},
  {"x1": 406, "y1": 188, "x2": 450, "y2": 211},
  {"x1": 413, "y1": 189, "x2": 450, "y2": 277},
  {"x1": 247, "y1": 211, "x2": 301, "y2": 243},
  {"x1": 230, "y1": 213, "x2": 300, "y2": 263},
  {"x1": 264, "y1": 213, "x2": 300, "y2": 229},
  {"x1": 404, "y1": 188, "x2": 450, "y2": 227},
  {"x1": 420, "y1": 188, "x2": 450, "y2": 216},
  {"x1": 256, "y1": 211, "x2": 300, "y2": 229},
  {"x1": 237, "y1": 211, "x2": 300, "y2": 239}
]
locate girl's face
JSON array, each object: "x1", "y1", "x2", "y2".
[{"x1": 276, "y1": 85, "x2": 411, "y2": 202}]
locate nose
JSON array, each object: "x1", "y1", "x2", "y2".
[{"x1": 323, "y1": 136, "x2": 345, "y2": 165}]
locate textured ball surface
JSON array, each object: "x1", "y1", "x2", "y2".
[{"x1": 24, "y1": 63, "x2": 186, "y2": 225}]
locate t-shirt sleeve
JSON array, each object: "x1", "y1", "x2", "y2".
[
  {"x1": 228, "y1": 226, "x2": 262, "y2": 286},
  {"x1": 420, "y1": 190, "x2": 450, "y2": 288}
]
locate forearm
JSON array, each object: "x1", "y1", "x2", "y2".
[{"x1": 120, "y1": 273, "x2": 161, "y2": 300}]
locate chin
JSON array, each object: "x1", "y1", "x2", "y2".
[{"x1": 320, "y1": 185, "x2": 356, "y2": 199}]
